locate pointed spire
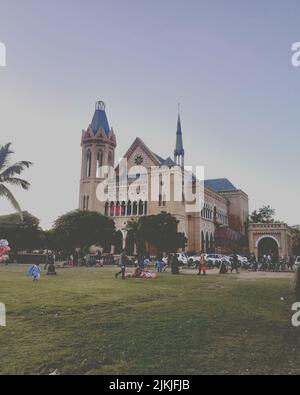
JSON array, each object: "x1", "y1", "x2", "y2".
[{"x1": 174, "y1": 104, "x2": 184, "y2": 162}]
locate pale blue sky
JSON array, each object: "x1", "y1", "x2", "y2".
[{"x1": 0, "y1": 0, "x2": 300, "y2": 228}]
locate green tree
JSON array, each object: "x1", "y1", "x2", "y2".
[
  {"x1": 0, "y1": 143, "x2": 32, "y2": 221},
  {"x1": 250, "y1": 205, "x2": 276, "y2": 223},
  {"x1": 0, "y1": 211, "x2": 43, "y2": 251},
  {"x1": 291, "y1": 225, "x2": 300, "y2": 256},
  {"x1": 127, "y1": 213, "x2": 187, "y2": 254},
  {"x1": 52, "y1": 210, "x2": 115, "y2": 252}
]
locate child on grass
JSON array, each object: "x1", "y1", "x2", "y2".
[{"x1": 27, "y1": 263, "x2": 41, "y2": 282}]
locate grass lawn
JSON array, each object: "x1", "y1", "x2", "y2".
[{"x1": 0, "y1": 265, "x2": 300, "y2": 375}]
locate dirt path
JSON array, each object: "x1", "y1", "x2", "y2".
[{"x1": 181, "y1": 267, "x2": 295, "y2": 280}]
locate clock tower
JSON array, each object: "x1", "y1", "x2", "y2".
[{"x1": 79, "y1": 100, "x2": 117, "y2": 213}]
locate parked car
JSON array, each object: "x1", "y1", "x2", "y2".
[
  {"x1": 176, "y1": 253, "x2": 188, "y2": 265},
  {"x1": 188, "y1": 254, "x2": 201, "y2": 264},
  {"x1": 295, "y1": 256, "x2": 300, "y2": 267},
  {"x1": 205, "y1": 254, "x2": 222, "y2": 268},
  {"x1": 229, "y1": 254, "x2": 249, "y2": 268},
  {"x1": 221, "y1": 255, "x2": 232, "y2": 264}
]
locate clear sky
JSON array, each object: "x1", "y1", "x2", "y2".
[{"x1": 0, "y1": 0, "x2": 300, "y2": 229}]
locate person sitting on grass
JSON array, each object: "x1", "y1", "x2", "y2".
[
  {"x1": 27, "y1": 263, "x2": 41, "y2": 282},
  {"x1": 132, "y1": 263, "x2": 141, "y2": 278},
  {"x1": 46, "y1": 259, "x2": 57, "y2": 275}
]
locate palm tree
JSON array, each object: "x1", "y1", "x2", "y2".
[{"x1": 0, "y1": 143, "x2": 33, "y2": 221}]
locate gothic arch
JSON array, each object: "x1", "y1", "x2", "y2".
[
  {"x1": 255, "y1": 235, "x2": 280, "y2": 248},
  {"x1": 205, "y1": 231, "x2": 209, "y2": 252},
  {"x1": 86, "y1": 149, "x2": 92, "y2": 178}
]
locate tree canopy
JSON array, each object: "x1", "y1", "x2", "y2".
[
  {"x1": 51, "y1": 210, "x2": 115, "y2": 252},
  {"x1": 249, "y1": 205, "x2": 276, "y2": 223},
  {"x1": 126, "y1": 212, "x2": 187, "y2": 254},
  {"x1": 0, "y1": 211, "x2": 43, "y2": 251},
  {"x1": 291, "y1": 225, "x2": 300, "y2": 256}
]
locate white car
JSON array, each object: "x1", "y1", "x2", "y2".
[
  {"x1": 205, "y1": 254, "x2": 222, "y2": 267},
  {"x1": 161, "y1": 253, "x2": 188, "y2": 265},
  {"x1": 295, "y1": 256, "x2": 300, "y2": 267},
  {"x1": 176, "y1": 253, "x2": 188, "y2": 265},
  {"x1": 237, "y1": 254, "x2": 248, "y2": 264},
  {"x1": 188, "y1": 254, "x2": 201, "y2": 264},
  {"x1": 221, "y1": 255, "x2": 232, "y2": 264}
]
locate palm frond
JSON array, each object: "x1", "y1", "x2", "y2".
[
  {"x1": 0, "y1": 143, "x2": 13, "y2": 171},
  {"x1": 0, "y1": 160, "x2": 33, "y2": 180},
  {"x1": 0, "y1": 184, "x2": 23, "y2": 221},
  {"x1": 1, "y1": 177, "x2": 31, "y2": 190}
]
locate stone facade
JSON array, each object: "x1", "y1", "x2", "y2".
[
  {"x1": 248, "y1": 223, "x2": 293, "y2": 259},
  {"x1": 79, "y1": 101, "x2": 249, "y2": 254}
]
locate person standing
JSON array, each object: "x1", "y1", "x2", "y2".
[
  {"x1": 137, "y1": 253, "x2": 145, "y2": 271},
  {"x1": 231, "y1": 253, "x2": 239, "y2": 274},
  {"x1": 115, "y1": 251, "x2": 126, "y2": 279},
  {"x1": 171, "y1": 253, "x2": 179, "y2": 274},
  {"x1": 198, "y1": 254, "x2": 207, "y2": 276},
  {"x1": 27, "y1": 263, "x2": 41, "y2": 282}
]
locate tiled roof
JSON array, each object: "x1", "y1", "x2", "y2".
[{"x1": 204, "y1": 178, "x2": 237, "y2": 192}]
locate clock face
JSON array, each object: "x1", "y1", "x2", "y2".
[{"x1": 134, "y1": 154, "x2": 144, "y2": 165}]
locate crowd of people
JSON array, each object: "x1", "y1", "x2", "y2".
[{"x1": 255, "y1": 254, "x2": 296, "y2": 272}]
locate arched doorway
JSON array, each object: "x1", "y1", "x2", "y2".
[
  {"x1": 257, "y1": 236, "x2": 279, "y2": 262},
  {"x1": 205, "y1": 232, "x2": 209, "y2": 253},
  {"x1": 201, "y1": 231, "x2": 205, "y2": 253},
  {"x1": 210, "y1": 234, "x2": 214, "y2": 252}
]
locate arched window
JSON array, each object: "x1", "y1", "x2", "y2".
[
  {"x1": 127, "y1": 200, "x2": 132, "y2": 216},
  {"x1": 108, "y1": 151, "x2": 113, "y2": 165},
  {"x1": 138, "y1": 200, "x2": 143, "y2": 215},
  {"x1": 110, "y1": 202, "x2": 114, "y2": 217},
  {"x1": 206, "y1": 232, "x2": 210, "y2": 252},
  {"x1": 201, "y1": 231, "x2": 205, "y2": 253},
  {"x1": 105, "y1": 201, "x2": 109, "y2": 216},
  {"x1": 159, "y1": 193, "x2": 162, "y2": 207},
  {"x1": 86, "y1": 196, "x2": 89, "y2": 210},
  {"x1": 121, "y1": 201, "x2": 126, "y2": 216},
  {"x1": 83, "y1": 196, "x2": 86, "y2": 210},
  {"x1": 86, "y1": 150, "x2": 92, "y2": 177},
  {"x1": 96, "y1": 150, "x2": 103, "y2": 178},
  {"x1": 115, "y1": 201, "x2": 120, "y2": 217},
  {"x1": 133, "y1": 201, "x2": 138, "y2": 216}
]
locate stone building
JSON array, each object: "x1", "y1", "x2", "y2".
[
  {"x1": 248, "y1": 223, "x2": 293, "y2": 260},
  {"x1": 79, "y1": 101, "x2": 249, "y2": 254}
]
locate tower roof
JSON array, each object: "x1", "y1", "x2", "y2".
[
  {"x1": 90, "y1": 101, "x2": 110, "y2": 135},
  {"x1": 174, "y1": 113, "x2": 184, "y2": 156}
]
